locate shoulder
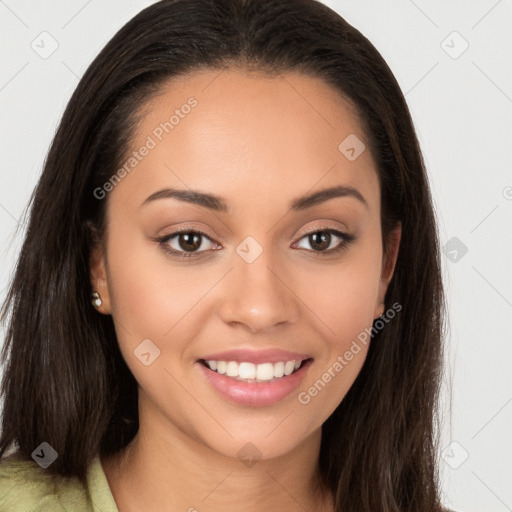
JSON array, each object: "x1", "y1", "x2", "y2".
[{"x1": 0, "y1": 453, "x2": 91, "y2": 511}]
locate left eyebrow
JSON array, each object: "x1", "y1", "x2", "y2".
[{"x1": 290, "y1": 185, "x2": 368, "y2": 211}]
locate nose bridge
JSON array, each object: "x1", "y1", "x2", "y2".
[{"x1": 218, "y1": 237, "x2": 299, "y2": 331}]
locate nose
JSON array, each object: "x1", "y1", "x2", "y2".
[{"x1": 218, "y1": 250, "x2": 300, "y2": 333}]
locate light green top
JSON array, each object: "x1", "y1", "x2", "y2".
[{"x1": 0, "y1": 454, "x2": 118, "y2": 511}]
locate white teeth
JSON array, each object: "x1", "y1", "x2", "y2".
[
  {"x1": 284, "y1": 361, "x2": 295, "y2": 375},
  {"x1": 226, "y1": 361, "x2": 238, "y2": 377},
  {"x1": 256, "y1": 363, "x2": 274, "y2": 381},
  {"x1": 238, "y1": 362, "x2": 256, "y2": 379},
  {"x1": 203, "y1": 359, "x2": 304, "y2": 381},
  {"x1": 274, "y1": 361, "x2": 285, "y2": 378},
  {"x1": 216, "y1": 361, "x2": 227, "y2": 374}
]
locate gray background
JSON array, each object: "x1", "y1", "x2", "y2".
[{"x1": 1, "y1": 1, "x2": 511, "y2": 511}]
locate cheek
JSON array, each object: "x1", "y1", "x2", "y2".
[
  {"x1": 300, "y1": 238, "x2": 383, "y2": 344},
  {"x1": 104, "y1": 234, "x2": 214, "y2": 419},
  {"x1": 103, "y1": 223, "x2": 212, "y2": 376},
  {"x1": 106, "y1": 226, "x2": 203, "y2": 332},
  {"x1": 293, "y1": 235, "x2": 382, "y2": 415}
]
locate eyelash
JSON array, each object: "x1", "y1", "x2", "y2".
[{"x1": 157, "y1": 226, "x2": 355, "y2": 259}]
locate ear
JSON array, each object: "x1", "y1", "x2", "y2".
[
  {"x1": 89, "y1": 236, "x2": 112, "y2": 315},
  {"x1": 374, "y1": 223, "x2": 401, "y2": 319}
]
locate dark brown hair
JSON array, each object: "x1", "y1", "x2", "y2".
[{"x1": 0, "y1": 1, "x2": 447, "y2": 510}]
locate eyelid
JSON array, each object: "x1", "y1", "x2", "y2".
[{"x1": 294, "y1": 221, "x2": 350, "y2": 238}]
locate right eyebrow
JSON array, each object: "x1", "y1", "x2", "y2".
[{"x1": 141, "y1": 187, "x2": 229, "y2": 212}]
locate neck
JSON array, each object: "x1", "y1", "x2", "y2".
[{"x1": 102, "y1": 405, "x2": 332, "y2": 512}]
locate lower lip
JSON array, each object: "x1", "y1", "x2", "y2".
[{"x1": 196, "y1": 359, "x2": 312, "y2": 407}]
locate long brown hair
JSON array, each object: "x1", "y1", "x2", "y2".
[{"x1": 0, "y1": 1, "x2": 446, "y2": 510}]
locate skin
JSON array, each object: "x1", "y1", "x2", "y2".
[{"x1": 90, "y1": 68, "x2": 401, "y2": 512}]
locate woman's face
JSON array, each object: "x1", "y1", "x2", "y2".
[{"x1": 91, "y1": 68, "x2": 400, "y2": 460}]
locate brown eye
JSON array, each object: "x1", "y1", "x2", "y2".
[
  {"x1": 293, "y1": 229, "x2": 354, "y2": 255},
  {"x1": 308, "y1": 231, "x2": 332, "y2": 251},
  {"x1": 159, "y1": 229, "x2": 219, "y2": 257},
  {"x1": 176, "y1": 232, "x2": 202, "y2": 252}
]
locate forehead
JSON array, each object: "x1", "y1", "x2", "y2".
[{"x1": 111, "y1": 68, "x2": 379, "y2": 216}]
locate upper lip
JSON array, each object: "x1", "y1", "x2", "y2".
[{"x1": 199, "y1": 348, "x2": 311, "y2": 365}]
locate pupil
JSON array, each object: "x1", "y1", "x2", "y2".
[
  {"x1": 179, "y1": 232, "x2": 201, "y2": 251},
  {"x1": 310, "y1": 231, "x2": 330, "y2": 251}
]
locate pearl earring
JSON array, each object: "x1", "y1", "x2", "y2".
[{"x1": 91, "y1": 291, "x2": 102, "y2": 308}]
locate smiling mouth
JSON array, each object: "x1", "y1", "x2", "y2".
[{"x1": 199, "y1": 358, "x2": 312, "y2": 383}]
